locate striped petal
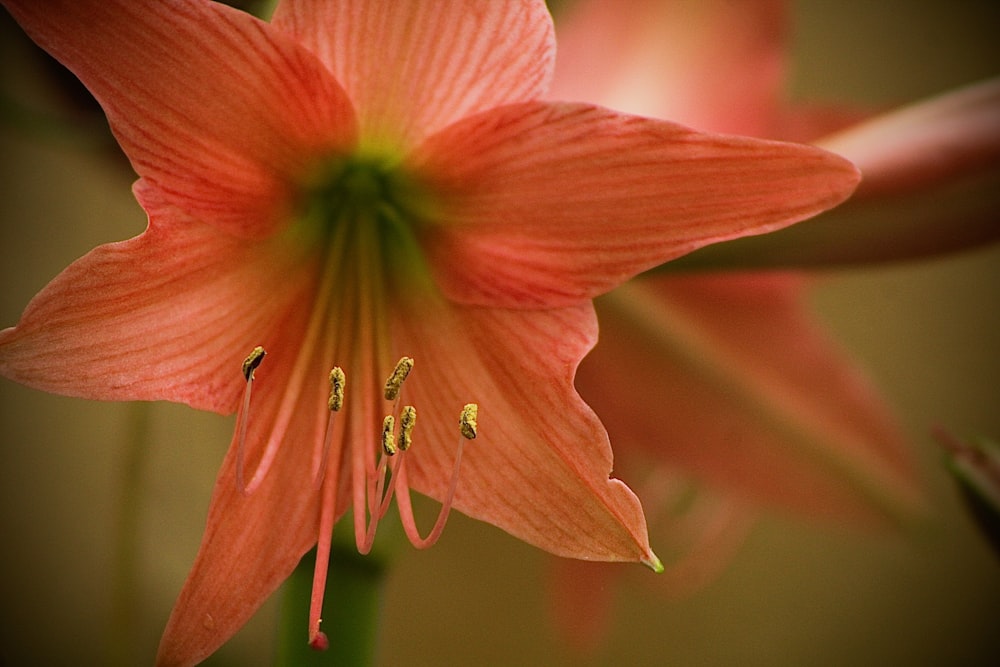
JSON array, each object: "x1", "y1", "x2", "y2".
[
  {"x1": 271, "y1": 0, "x2": 554, "y2": 149},
  {"x1": 392, "y1": 293, "x2": 655, "y2": 565},
  {"x1": 156, "y1": 334, "x2": 329, "y2": 666},
  {"x1": 2, "y1": 0, "x2": 356, "y2": 238},
  {"x1": 0, "y1": 185, "x2": 317, "y2": 412},
  {"x1": 413, "y1": 102, "x2": 860, "y2": 308}
]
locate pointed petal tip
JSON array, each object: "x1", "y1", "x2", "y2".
[{"x1": 643, "y1": 551, "x2": 665, "y2": 574}]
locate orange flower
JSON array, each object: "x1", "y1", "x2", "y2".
[{"x1": 0, "y1": 1, "x2": 861, "y2": 663}]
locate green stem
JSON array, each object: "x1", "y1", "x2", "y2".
[
  {"x1": 110, "y1": 401, "x2": 152, "y2": 667},
  {"x1": 276, "y1": 541, "x2": 386, "y2": 667}
]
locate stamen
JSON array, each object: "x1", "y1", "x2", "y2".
[
  {"x1": 381, "y1": 415, "x2": 397, "y2": 456},
  {"x1": 315, "y1": 367, "x2": 346, "y2": 488},
  {"x1": 383, "y1": 356, "x2": 414, "y2": 401},
  {"x1": 399, "y1": 405, "x2": 416, "y2": 451},
  {"x1": 235, "y1": 346, "x2": 266, "y2": 494},
  {"x1": 359, "y1": 413, "x2": 400, "y2": 554},
  {"x1": 395, "y1": 403, "x2": 478, "y2": 549},
  {"x1": 376, "y1": 406, "x2": 416, "y2": 516}
]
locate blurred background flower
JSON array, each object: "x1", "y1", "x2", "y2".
[{"x1": 1, "y1": 1, "x2": 998, "y2": 665}]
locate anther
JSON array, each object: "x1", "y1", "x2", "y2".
[
  {"x1": 399, "y1": 405, "x2": 416, "y2": 451},
  {"x1": 381, "y1": 415, "x2": 397, "y2": 456},
  {"x1": 242, "y1": 346, "x2": 266, "y2": 382},
  {"x1": 459, "y1": 403, "x2": 478, "y2": 440},
  {"x1": 384, "y1": 356, "x2": 414, "y2": 401},
  {"x1": 328, "y1": 367, "x2": 346, "y2": 411},
  {"x1": 315, "y1": 366, "x2": 346, "y2": 488}
]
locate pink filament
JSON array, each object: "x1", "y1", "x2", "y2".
[
  {"x1": 393, "y1": 438, "x2": 465, "y2": 549},
  {"x1": 234, "y1": 375, "x2": 254, "y2": 494}
]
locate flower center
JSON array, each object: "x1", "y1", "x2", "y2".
[
  {"x1": 235, "y1": 150, "x2": 473, "y2": 652},
  {"x1": 296, "y1": 152, "x2": 437, "y2": 292}
]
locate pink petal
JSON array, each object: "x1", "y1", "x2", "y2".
[
  {"x1": 549, "y1": 0, "x2": 788, "y2": 136},
  {"x1": 575, "y1": 274, "x2": 923, "y2": 525},
  {"x1": 669, "y1": 79, "x2": 1000, "y2": 269},
  {"x1": 156, "y1": 337, "x2": 329, "y2": 667},
  {"x1": 413, "y1": 102, "x2": 860, "y2": 308},
  {"x1": 0, "y1": 187, "x2": 317, "y2": 412},
  {"x1": 772, "y1": 103, "x2": 875, "y2": 143},
  {"x1": 3, "y1": 0, "x2": 356, "y2": 238},
  {"x1": 391, "y1": 293, "x2": 656, "y2": 565},
  {"x1": 271, "y1": 0, "x2": 554, "y2": 149},
  {"x1": 546, "y1": 558, "x2": 619, "y2": 651},
  {"x1": 819, "y1": 78, "x2": 1000, "y2": 200}
]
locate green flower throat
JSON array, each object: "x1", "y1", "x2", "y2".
[{"x1": 296, "y1": 152, "x2": 439, "y2": 291}]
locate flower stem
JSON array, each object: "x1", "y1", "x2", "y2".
[
  {"x1": 276, "y1": 542, "x2": 386, "y2": 666},
  {"x1": 110, "y1": 401, "x2": 152, "y2": 667}
]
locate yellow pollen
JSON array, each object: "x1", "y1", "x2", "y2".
[
  {"x1": 241, "y1": 346, "x2": 266, "y2": 381},
  {"x1": 328, "y1": 367, "x2": 346, "y2": 411},
  {"x1": 459, "y1": 403, "x2": 478, "y2": 440},
  {"x1": 384, "y1": 356, "x2": 414, "y2": 400},
  {"x1": 381, "y1": 415, "x2": 397, "y2": 456},
  {"x1": 399, "y1": 405, "x2": 416, "y2": 451}
]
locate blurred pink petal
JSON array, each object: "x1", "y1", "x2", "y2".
[
  {"x1": 820, "y1": 78, "x2": 1000, "y2": 199},
  {"x1": 578, "y1": 274, "x2": 922, "y2": 525},
  {"x1": 550, "y1": 0, "x2": 788, "y2": 136}
]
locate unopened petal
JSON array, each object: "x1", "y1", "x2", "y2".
[
  {"x1": 670, "y1": 79, "x2": 1000, "y2": 269},
  {"x1": 819, "y1": 77, "x2": 1000, "y2": 199},
  {"x1": 3, "y1": 0, "x2": 356, "y2": 238},
  {"x1": 272, "y1": 0, "x2": 554, "y2": 149},
  {"x1": 414, "y1": 102, "x2": 859, "y2": 308}
]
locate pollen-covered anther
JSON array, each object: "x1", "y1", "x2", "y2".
[
  {"x1": 381, "y1": 415, "x2": 397, "y2": 456},
  {"x1": 399, "y1": 405, "x2": 416, "y2": 451},
  {"x1": 459, "y1": 403, "x2": 478, "y2": 440},
  {"x1": 328, "y1": 366, "x2": 345, "y2": 411},
  {"x1": 241, "y1": 345, "x2": 266, "y2": 382},
  {"x1": 315, "y1": 366, "x2": 346, "y2": 488},
  {"x1": 383, "y1": 356, "x2": 414, "y2": 401}
]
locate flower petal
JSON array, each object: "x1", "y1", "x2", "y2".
[
  {"x1": 271, "y1": 0, "x2": 554, "y2": 149},
  {"x1": 392, "y1": 293, "x2": 655, "y2": 564},
  {"x1": 819, "y1": 77, "x2": 1000, "y2": 199},
  {"x1": 575, "y1": 274, "x2": 923, "y2": 525},
  {"x1": 3, "y1": 0, "x2": 356, "y2": 237},
  {"x1": 549, "y1": 0, "x2": 788, "y2": 136},
  {"x1": 413, "y1": 102, "x2": 860, "y2": 308},
  {"x1": 156, "y1": 337, "x2": 327, "y2": 667},
  {"x1": 0, "y1": 186, "x2": 316, "y2": 412}
]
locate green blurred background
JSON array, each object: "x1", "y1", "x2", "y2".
[{"x1": 1, "y1": 1, "x2": 998, "y2": 665}]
